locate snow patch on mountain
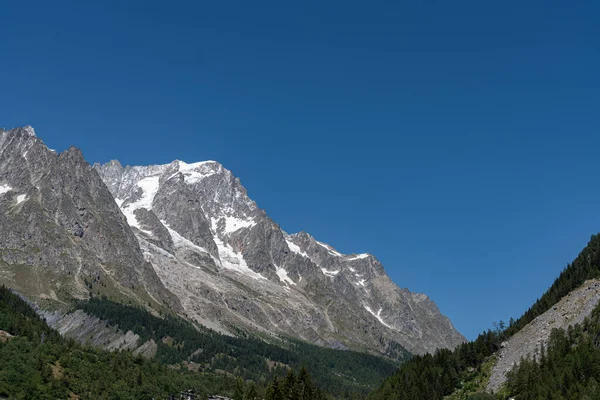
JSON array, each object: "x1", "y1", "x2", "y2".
[
  {"x1": 365, "y1": 306, "x2": 394, "y2": 330},
  {"x1": 93, "y1": 154, "x2": 467, "y2": 355},
  {"x1": 224, "y1": 215, "x2": 256, "y2": 234},
  {"x1": 117, "y1": 175, "x2": 160, "y2": 230},
  {"x1": 176, "y1": 160, "x2": 219, "y2": 184},
  {"x1": 348, "y1": 254, "x2": 369, "y2": 260},
  {"x1": 321, "y1": 268, "x2": 340, "y2": 277},
  {"x1": 276, "y1": 266, "x2": 296, "y2": 286},
  {"x1": 22, "y1": 125, "x2": 36, "y2": 137},
  {"x1": 16, "y1": 194, "x2": 27, "y2": 204},
  {"x1": 285, "y1": 238, "x2": 309, "y2": 258},
  {"x1": 317, "y1": 241, "x2": 342, "y2": 256},
  {"x1": 0, "y1": 184, "x2": 12, "y2": 195},
  {"x1": 213, "y1": 236, "x2": 266, "y2": 281},
  {"x1": 162, "y1": 221, "x2": 212, "y2": 256}
]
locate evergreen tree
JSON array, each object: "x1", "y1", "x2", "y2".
[
  {"x1": 266, "y1": 377, "x2": 284, "y2": 400},
  {"x1": 283, "y1": 369, "x2": 299, "y2": 400},
  {"x1": 245, "y1": 382, "x2": 259, "y2": 400},
  {"x1": 233, "y1": 378, "x2": 244, "y2": 400},
  {"x1": 297, "y1": 366, "x2": 315, "y2": 400}
]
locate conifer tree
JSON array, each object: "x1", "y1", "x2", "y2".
[
  {"x1": 266, "y1": 377, "x2": 284, "y2": 400},
  {"x1": 297, "y1": 366, "x2": 315, "y2": 399},
  {"x1": 245, "y1": 382, "x2": 259, "y2": 400},
  {"x1": 283, "y1": 369, "x2": 299, "y2": 400},
  {"x1": 233, "y1": 378, "x2": 244, "y2": 400}
]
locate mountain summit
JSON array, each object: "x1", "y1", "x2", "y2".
[
  {"x1": 0, "y1": 127, "x2": 180, "y2": 310},
  {"x1": 95, "y1": 157, "x2": 465, "y2": 355},
  {"x1": 0, "y1": 126, "x2": 463, "y2": 357}
]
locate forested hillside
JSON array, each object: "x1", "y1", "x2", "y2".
[
  {"x1": 504, "y1": 303, "x2": 600, "y2": 399},
  {"x1": 76, "y1": 297, "x2": 403, "y2": 397},
  {"x1": 369, "y1": 234, "x2": 600, "y2": 400},
  {"x1": 0, "y1": 285, "x2": 404, "y2": 399},
  {"x1": 0, "y1": 285, "x2": 232, "y2": 399}
]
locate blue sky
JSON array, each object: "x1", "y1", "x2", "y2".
[{"x1": 2, "y1": 1, "x2": 599, "y2": 340}]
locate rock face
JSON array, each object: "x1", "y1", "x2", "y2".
[
  {"x1": 0, "y1": 126, "x2": 465, "y2": 357},
  {"x1": 42, "y1": 309, "x2": 157, "y2": 358},
  {"x1": 487, "y1": 279, "x2": 600, "y2": 393},
  {"x1": 95, "y1": 158, "x2": 465, "y2": 355},
  {"x1": 0, "y1": 127, "x2": 180, "y2": 310},
  {"x1": 0, "y1": 330, "x2": 13, "y2": 343}
]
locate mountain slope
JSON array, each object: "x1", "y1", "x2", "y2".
[
  {"x1": 487, "y1": 278, "x2": 600, "y2": 392},
  {"x1": 0, "y1": 285, "x2": 230, "y2": 399},
  {"x1": 0, "y1": 127, "x2": 180, "y2": 310},
  {"x1": 0, "y1": 125, "x2": 464, "y2": 358},
  {"x1": 95, "y1": 158, "x2": 465, "y2": 355},
  {"x1": 368, "y1": 233, "x2": 600, "y2": 399}
]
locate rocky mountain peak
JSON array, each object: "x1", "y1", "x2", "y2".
[
  {"x1": 0, "y1": 126, "x2": 466, "y2": 357},
  {"x1": 1, "y1": 125, "x2": 36, "y2": 138},
  {"x1": 22, "y1": 125, "x2": 36, "y2": 137},
  {"x1": 0, "y1": 127, "x2": 181, "y2": 311},
  {"x1": 95, "y1": 155, "x2": 465, "y2": 355}
]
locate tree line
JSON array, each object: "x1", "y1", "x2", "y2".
[{"x1": 369, "y1": 233, "x2": 600, "y2": 399}]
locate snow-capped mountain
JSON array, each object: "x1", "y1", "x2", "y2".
[
  {"x1": 95, "y1": 158, "x2": 465, "y2": 355},
  {"x1": 0, "y1": 126, "x2": 464, "y2": 356}
]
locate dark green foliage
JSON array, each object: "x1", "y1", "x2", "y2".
[
  {"x1": 244, "y1": 382, "x2": 260, "y2": 400},
  {"x1": 368, "y1": 329, "x2": 502, "y2": 400},
  {"x1": 234, "y1": 377, "x2": 245, "y2": 400},
  {"x1": 265, "y1": 367, "x2": 328, "y2": 400},
  {"x1": 77, "y1": 296, "x2": 403, "y2": 397},
  {"x1": 505, "y1": 234, "x2": 600, "y2": 337},
  {"x1": 467, "y1": 393, "x2": 497, "y2": 400},
  {"x1": 369, "y1": 234, "x2": 600, "y2": 400},
  {"x1": 505, "y1": 303, "x2": 600, "y2": 399},
  {"x1": 265, "y1": 377, "x2": 283, "y2": 400},
  {"x1": 0, "y1": 285, "x2": 233, "y2": 399}
]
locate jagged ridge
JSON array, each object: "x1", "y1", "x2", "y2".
[{"x1": 95, "y1": 156, "x2": 465, "y2": 355}]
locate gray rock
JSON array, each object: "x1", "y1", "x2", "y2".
[
  {"x1": 0, "y1": 127, "x2": 181, "y2": 311},
  {"x1": 0, "y1": 125, "x2": 464, "y2": 358},
  {"x1": 96, "y1": 157, "x2": 466, "y2": 355},
  {"x1": 487, "y1": 279, "x2": 600, "y2": 393},
  {"x1": 42, "y1": 308, "x2": 157, "y2": 358},
  {"x1": 42, "y1": 309, "x2": 140, "y2": 351}
]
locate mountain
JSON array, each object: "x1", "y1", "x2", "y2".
[
  {"x1": 0, "y1": 284, "x2": 233, "y2": 399},
  {"x1": 0, "y1": 126, "x2": 464, "y2": 359},
  {"x1": 0, "y1": 127, "x2": 180, "y2": 310},
  {"x1": 487, "y1": 278, "x2": 600, "y2": 393},
  {"x1": 95, "y1": 158, "x2": 465, "y2": 355},
  {"x1": 368, "y1": 234, "x2": 600, "y2": 399}
]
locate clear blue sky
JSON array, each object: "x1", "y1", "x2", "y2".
[{"x1": 2, "y1": 1, "x2": 599, "y2": 340}]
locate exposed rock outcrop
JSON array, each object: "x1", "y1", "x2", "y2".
[
  {"x1": 96, "y1": 158, "x2": 465, "y2": 355},
  {"x1": 487, "y1": 279, "x2": 600, "y2": 393},
  {"x1": 0, "y1": 127, "x2": 181, "y2": 310}
]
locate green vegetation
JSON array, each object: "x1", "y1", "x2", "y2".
[
  {"x1": 504, "y1": 233, "x2": 600, "y2": 337},
  {"x1": 368, "y1": 329, "x2": 503, "y2": 400},
  {"x1": 77, "y1": 296, "x2": 404, "y2": 397},
  {"x1": 0, "y1": 281, "x2": 405, "y2": 399},
  {"x1": 0, "y1": 285, "x2": 230, "y2": 399},
  {"x1": 9, "y1": 234, "x2": 597, "y2": 399},
  {"x1": 262, "y1": 367, "x2": 328, "y2": 400},
  {"x1": 445, "y1": 356, "x2": 497, "y2": 399},
  {"x1": 368, "y1": 234, "x2": 600, "y2": 400},
  {"x1": 504, "y1": 303, "x2": 600, "y2": 399},
  {"x1": 466, "y1": 394, "x2": 496, "y2": 400}
]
